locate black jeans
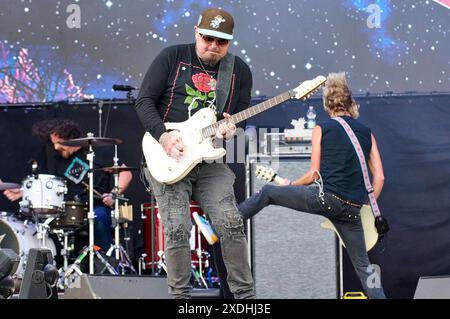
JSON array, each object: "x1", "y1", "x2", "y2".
[{"x1": 238, "y1": 184, "x2": 386, "y2": 299}]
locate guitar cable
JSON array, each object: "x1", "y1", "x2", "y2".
[{"x1": 312, "y1": 169, "x2": 324, "y2": 200}]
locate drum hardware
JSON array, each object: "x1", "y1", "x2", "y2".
[
  {"x1": 34, "y1": 217, "x2": 55, "y2": 250},
  {"x1": 156, "y1": 250, "x2": 168, "y2": 274},
  {"x1": 51, "y1": 228, "x2": 76, "y2": 272},
  {"x1": 194, "y1": 229, "x2": 209, "y2": 288},
  {"x1": 91, "y1": 246, "x2": 118, "y2": 275},
  {"x1": 138, "y1": 253, "x2": 147, "y2": 275},
  {"x1": 61, "y1": 133, "x2": 123, "y2": 274},
  {"x1": 58, "y1": 244, "x2": 119, "y2": 290},
  {"x1": 113, "y1": 145, "x2": 122, "y2": 261},
  {"x1": 106, "y1": 243, "x2": 136, "y2": 275},
  {"x1": 119, "y1": 218, "x2": 134, "y2": 272},
  {"x1": 58, "y1": 245, "x2": 88, "y2": 290}
]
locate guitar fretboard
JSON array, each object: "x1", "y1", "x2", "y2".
[{"x1": 201, "y1": 90, "x2": 292, "y2": 138}]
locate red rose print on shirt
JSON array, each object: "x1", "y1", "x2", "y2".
[
  {"x1": 184, "y1": 73, "x2": 217, "y2": 113},
  {"x1": 192, "y1": 73, "x2": 216, "y2": 93}
]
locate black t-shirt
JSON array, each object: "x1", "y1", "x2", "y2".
[
  {"x1": 135, "y1": 43, "x2": 253, "y2": 141},
  {"x1": 319, "y1": 116, "x2": 372, "y2": 204},
  {"x1": 33, "y1": 144, "x2": 118, "y2": 206}
]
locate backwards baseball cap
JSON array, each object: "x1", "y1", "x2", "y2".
[{"x1": 196, "y1": 8, "x2": 234, "y2": 40}]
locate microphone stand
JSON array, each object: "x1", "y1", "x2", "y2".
[
  {"x1": 126, "y1": 91, "x2": 135, "y2": 104},
  {"x1": 97, "y1": 100, "x2": 104, "y2": 137}
]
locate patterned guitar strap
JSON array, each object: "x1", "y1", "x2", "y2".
[{"x1": 332, "y1": 117, "x2": 389, "y2": 237}]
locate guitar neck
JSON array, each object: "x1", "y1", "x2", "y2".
[{"x1": 202, "y1": 90, "x2": 293, "y2": 138}]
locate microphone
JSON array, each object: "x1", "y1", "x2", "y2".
[
  {"x1": 28, "y1": 159, "x2": 39, "y2": 178},
  {"x1": 112, "y1": 84, "x2": 137, "y2": 92},
  {"x1": 31, "y1": 161, "x2": 38, "y2": 172}
]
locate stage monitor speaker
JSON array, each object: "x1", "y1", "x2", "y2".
[
  {"x1": 248, "y1": 155, "x2": 339, "y2": 299},
  {"x1": 63, "y1": 274, "x2": 170, "y2": 299},
  {"x1": 414, "y1": 276, "x2": 450, "y2": 299},
  {"x1": 19, "y1": 248, "x2": 57, "y2": 299}
]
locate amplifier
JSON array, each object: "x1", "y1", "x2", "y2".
[
  {"x1": 262, "y1": 132, "x2": 312, "y2": 155},
  {"x1": 247, "y1": 155, "x2": 338, "y2": 299}
]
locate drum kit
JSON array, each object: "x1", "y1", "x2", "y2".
[
  {"x1": 0, "y1": 133, "x2": 137, "y2": 292},
  {"x1": 1, "y1": 132, "x2": 218, "y2": 293}
]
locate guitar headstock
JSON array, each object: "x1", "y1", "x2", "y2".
[
  {"x1": 255, "y1": 165, "x2": 276, "y2": 183},
  {"x1": 291, "y1": 75, "x2": 327, "y2": 101}
]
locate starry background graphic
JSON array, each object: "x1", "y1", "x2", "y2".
[{"x1": 0, "y1": 0, "x2": 449, "y2": 103}]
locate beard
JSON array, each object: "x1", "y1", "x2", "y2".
[
  {"x1": 199, "y1": 51, "x2": 224, "y2": 66},
  {"x1": 60, "y1": 151, "x2": 71, "y2": 159},
  {"x1": 202, "y1": 55, "x2": 221, "y2": 66}
]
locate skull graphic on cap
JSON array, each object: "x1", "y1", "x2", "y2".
[{"x1": 210, "y1": 15, "x2": 226, "y2": 29}]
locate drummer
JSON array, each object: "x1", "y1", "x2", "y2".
[{"x1": 3, "y1": 119, "x2": 133, "y2": 252}]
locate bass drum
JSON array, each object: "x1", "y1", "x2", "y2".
[{"x1": 0, "y1": 213, "x2": 56, "y2": 279}]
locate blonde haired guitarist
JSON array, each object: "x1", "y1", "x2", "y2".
[{"x1": 238, "y1": 72, "x2": 387, "y2": 299}]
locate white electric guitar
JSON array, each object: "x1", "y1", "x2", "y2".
[
  {"x1": 254, "y1": 165, "x2": 378, "y2": 252},
  {"x1": 142, "y1": 75, "x2": 327, "y2": 184}
]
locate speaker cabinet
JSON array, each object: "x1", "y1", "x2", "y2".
[
  {"x1": 414, "y1": 276, "x2": 450, "y2": 299},
  {"x1": 63, "y1": 274, "x2": 170, "y2": 299},
  {"x1": 248, "y1": 155, "x2": 339, "y2": 299},
  {"x1": 19, "y1": 248, "x2": 57, "y2": 299}
]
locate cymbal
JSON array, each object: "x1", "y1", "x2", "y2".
[
  {"x1": 0, "y1": 182, "x2": 21, "y2": 191},
  {"x1": 61, "y1": 136, "x2": 123, "y2": 147},
  {"x1": 91, "y1": 166, "x2": 138, "y2": 173}
]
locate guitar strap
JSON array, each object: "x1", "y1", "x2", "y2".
[
  {"x1": 215, "y1": 52, "x2": 235, "y2": 115},
  {"x1": 332, "y1": 117, "x2": 382, "y2": 218}
]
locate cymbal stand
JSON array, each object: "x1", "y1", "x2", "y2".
[
  {"x1": 112, "y1": 145, "x2": 121, "y2": 260},
  {"x1": 52, "y1": 228, "x2": 73, "y2": 270},
  {"x1": 59, "y1": 246, "x2": 89, "y2": 290},
  {"x1": 53, "y1": 228, "x2": 75, "y2": 289},
  {"x1": 106, "y1": 243, "x2": 137, "y2": 274},
  {"x1": 86, "y1": 132, "x2": 96, "y2": 274}
]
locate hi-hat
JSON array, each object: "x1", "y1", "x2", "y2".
[
  {"x1": 91, "y1": 166, "x2": 138, "y2": 174},
  {"x1": 0, "y1": 182, "x2": 21, "y2": 191},
  {"x1": 61, "y1": 136, "x2": 123, "y2": 147}
]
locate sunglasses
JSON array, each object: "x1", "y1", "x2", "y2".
[{"x1": 199, "y1": 33, "x2": 229, "y2": 46}]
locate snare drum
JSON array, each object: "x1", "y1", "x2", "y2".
[
  {"x1": 49, "y1": 201, "x2": 88, "y2": 230},
  {"x1": 19, "y1": 174, "x2": 67, "y2": 217},
  {"x1": 0, "y1": 213, "x2": 56, "y2": 279}
]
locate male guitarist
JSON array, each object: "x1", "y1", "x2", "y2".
[
  {"x1": 238, "y1": 73, "x2": 387, "y2": 299},
  {"x1": 135, "y1": 8, "x2": 254, "y2": 299}
]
